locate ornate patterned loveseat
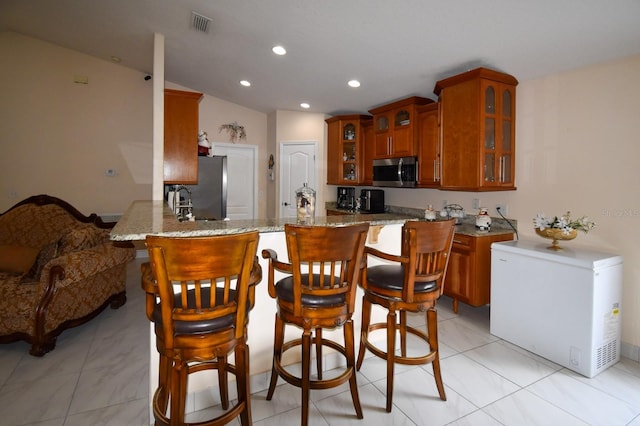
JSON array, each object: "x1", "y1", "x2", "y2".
[{"x1": 0, "y1": 195, "x2": 135, "y2": 355}]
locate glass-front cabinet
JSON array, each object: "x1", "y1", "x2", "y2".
[
  {"x1": 326, "y1": 115, "x2": 372, "y2": 185},
  {"x1": 434, "y1": 67, "x2": 518, "y2": 191},
  {"x1": 481, "y1": 81, "x2": 515, "y2": 186},
  {"x1": 368, "y1": 97, "x2": 433, "y2": 160}
]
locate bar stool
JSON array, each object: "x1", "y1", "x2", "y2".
[
  {"x1": 261, "y1": 223, "x2": 369, "y2": 426},
  {"x1": 356, "y1": 219, "x2": 455, "y2": 412},
  {"x1": 142, "y1": 231, "x2": 261, "y2": 426}
]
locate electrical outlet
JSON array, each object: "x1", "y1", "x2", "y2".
[
  {"x1": 496, "y1": 203, "x2": 508, "y2": 216},
  {"x1": 442, "y1": 199, "x2": 448, "y2": 208},
  {"x1": 472, "y1": 198, "x2": 480, "y2": 209}
]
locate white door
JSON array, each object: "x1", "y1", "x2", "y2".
[
  {"x1": 212, "y1": 143, "x2": 257, "y2": 220},
  {"x1": 279, "y1": 141, "x2": 317, "y2": 219}
]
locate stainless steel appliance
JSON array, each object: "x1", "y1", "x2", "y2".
[
  {"x1": 372, "y1": 157, "x2": 418, "y2": 187},
  {"x1": 186, "y1": 156, "x2": 228, "y2": 220},
  {"x1": 337, "y1": 187, "x2": 356, "y2": 210},
  {"x1": 360, "y1": 189, "x2": 385, "y2": 213}
]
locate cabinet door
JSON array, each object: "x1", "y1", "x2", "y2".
[
  {"x1": 164, "y1": 89, "x2": 202, "y2": 184},
  {"x1": 373, "y1": 114, "x2": 391, "y2": 158},
  {"x1": 444, "y1": 240, "x2": 473, "y2": 304},
  {"x1": 417, "y1": 103, "x2": 439, "y2": 187},
  {"x1": 481, "y1": 82, "x2": 516, "y2": 188},
  {"x1": 389, "y1": 108, "x2": 415, "y2": 157},
  {"x1": 362, "y1": 120, "x2": 374, "y2": 185},
  {"x1": 326, "y1": 119, "x2": 341, "y2": 184}
]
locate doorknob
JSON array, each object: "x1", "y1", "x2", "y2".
[{"x1": 283, "y1": 202, "x2": 290, "y2": 206}]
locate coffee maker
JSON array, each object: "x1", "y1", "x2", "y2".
[{"x1": 336, "y1": 187, "x2": 356, "y2": 210}]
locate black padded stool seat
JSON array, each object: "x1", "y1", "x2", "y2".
[
  {"x1": 365, "y1": 265, "x2": 437, "y2": 293},
  {"x1": 275, "y1": 275, "x2": 346, "y2": 307}
]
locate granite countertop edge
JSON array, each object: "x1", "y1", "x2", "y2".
[{"x1": 111, "y1": 200, "x2": 517, "y2": 241}]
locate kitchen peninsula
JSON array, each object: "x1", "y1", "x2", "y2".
[{"x1": 111, "y1": 200, "x2": 515, "y2": 411}]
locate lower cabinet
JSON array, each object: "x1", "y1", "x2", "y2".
[{"x1": 444, "y1": 232, "x2": 514, "y2": 313}]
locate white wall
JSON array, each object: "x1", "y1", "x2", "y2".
[{"x1": 0, "y1": 31, "x2": 153, "y2": 215}]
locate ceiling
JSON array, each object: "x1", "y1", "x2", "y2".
[{"x1": 2, "y1": 0, "x2": 640, "y2": 116}]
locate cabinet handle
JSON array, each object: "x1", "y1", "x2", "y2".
[
  {"x1": 499, "y1": 156, "x2": 504, "y2": 183},
  {"x1": 388, "y1": 136, "x2": 392, "y2": 154}
]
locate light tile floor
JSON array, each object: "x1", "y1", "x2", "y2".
[{"x1": 1, "y1": 258, "x2": 640, "y2": 425}]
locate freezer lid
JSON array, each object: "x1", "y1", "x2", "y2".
[{"x1": 491, "y1": 239, "x2": 623, "y2": 270}]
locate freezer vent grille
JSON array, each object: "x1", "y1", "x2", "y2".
[
  {"x1": 191, "y1": 12, "x2": 212, "y2": 34},
  {"x1": 596, "y1": 340, "x2": 618, "y2": 370}
]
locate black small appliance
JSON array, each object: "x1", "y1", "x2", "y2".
[
  {"x1": 336, "y1": 187, "x2": 356, "y2": 210},
  {"x1": 360, "y1": 189, "x2": 385, "y2": 213}
]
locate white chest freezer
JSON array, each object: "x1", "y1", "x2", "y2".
[{"x1": 490, "y1": 239, "x2": 623, "y2": 377}]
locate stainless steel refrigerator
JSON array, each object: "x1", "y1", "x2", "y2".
[{"x1": 187, "y1": 156, "x2": 228, "y2": 220}]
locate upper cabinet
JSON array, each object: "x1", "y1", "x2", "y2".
[
  {"x1": 164, "y1": 89, "x2": 203, "y2": 184},
  {"x1": 434, "y1": 68, "x2": 518, "y2": 191},
  {"x1": 416, "y1": 102, "x2": 440, "y2": 188},
  {"x1": 326, "y1": 115, "x2": 372, "y2": 185},
  {"x1": 368, "y1": 97, "x2": 434, "y2": 159}
]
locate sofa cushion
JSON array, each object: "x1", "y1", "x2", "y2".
[
  {"x1": 20, "y1": 240, "x2": 60, "y2": 284},
  {"x1": 0, "y1": 245, "x2": 39, "y2": 274},
  {"x1": 58, "y1": 224, "x2": 104, "y2": 255}
]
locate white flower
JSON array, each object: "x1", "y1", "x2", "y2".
[{"x1": 533, "y1": 211, "x2": 595, "y2": 234}]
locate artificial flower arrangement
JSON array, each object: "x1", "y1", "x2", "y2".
[
  {"x1": 533, "y1": 211, "x2": 596, "y2": 235},
  {"x1": 219, "y1": 121, "x2": 246, "y2": 143}
]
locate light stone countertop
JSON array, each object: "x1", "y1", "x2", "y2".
[
  {"x1": 111, "y1": 200, "x2": 517, "y2": 241},
  {"x1": 110, "y1": 200, "x2": 414, "y2": 241}
]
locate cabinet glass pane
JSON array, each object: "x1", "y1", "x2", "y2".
[
  {"x1": 377, "y1": 116, "x2": 389, "y2": 131},
  {"x1": 343, "y1": 123, "x2": 356, "y2": 141},
  {"x1": 501, "y1": 155, "x2": 512, "y2": 183},
  {"x1": 485, "y1": 86, "x2": 496, "y2": 114},
  {"x1": 395, "y1": 109, "x2": 410, "y2": 126},
  {"x1": 485, "y1": 117, "x2": 495, "y2": 150},
  {"x1": 343, "y1": 142, "x2": 356, "y2": 161},
  {"x1": 502, "y1": 90, "x2": 512, "y2": 117},
  {"x1": 502, "y1": 121, "x2": 512, "y2": 151},
  {"x1": 484, "y1": 153, "x2": 495, "y2": 182},
  {"x1": 343, "y1": 163, "x2": 356, "y2": 181}
]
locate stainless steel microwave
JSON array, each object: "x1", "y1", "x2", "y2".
[{"x1": 372, "y1": 157, "x2": 418, "y2": 187}]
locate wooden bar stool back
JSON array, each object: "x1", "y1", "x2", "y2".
[
  {"x1": 261, "y1": 223, "x2": 369, "y2": 426},
  {"x1": 143, "y1": 232, "x2": 260, "y2": 426},
  {"x1": 356, "y1": 219, "x2": 455, "y2": 412}
]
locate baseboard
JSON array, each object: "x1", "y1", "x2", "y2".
[{"x1": 621, "y1": 341, "x2": 640, "y2": 362}]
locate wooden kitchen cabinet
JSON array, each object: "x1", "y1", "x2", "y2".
[
  {"x1": 416, "y1": 102, "x2": 440, "y2": 187},
  {"x1": 444, "y1": 232, "x2": 514, "y2": 313},
  {"x1": 361, "y1": 119, "x2": 374, "y2": 185},
  {"x1": 326, "y1": 114, "x2": 372, "y2": 185},
  {"x1": 164, "y1": 89, "x2": 203, "y2": 184},
  {"x1": 368, "y1": 97, "x2": 433, "y2": 159},
  {"x1": 434, "y1": 68, "x2": 518, "y2": 191}
]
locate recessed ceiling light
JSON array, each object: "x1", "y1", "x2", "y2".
[
  {"x1": 110, "y1": 55, "x2": 121, "y2": 63},
  {"x1": 300, "y1": 103, "x2": 310, "y2": 109},
  {"x1": 272, "y1": 45, "x2": 287, "y2": 55},
  {"x1": 240, "y1": 80, "x2": 251, "y2": 87},
  {"x1": 347, "y1": 80, "x2": 361, "y2": 88}
]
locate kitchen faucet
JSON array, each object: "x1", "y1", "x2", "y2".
[{"x1": 173, "y1": 185, "x2": 193, "y2": 221}]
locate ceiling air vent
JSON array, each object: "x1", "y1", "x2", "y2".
[{"x1": 191, "y1": 11, "x2": 212, "y2": 34}]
